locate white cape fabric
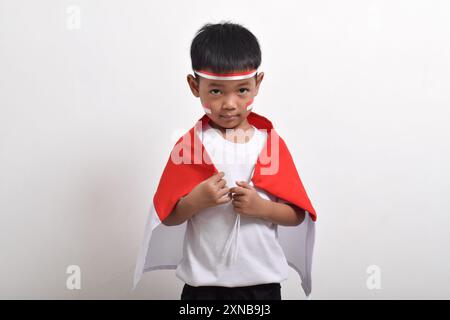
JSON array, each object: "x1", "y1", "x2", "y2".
[{"x1": 133, "y1": 204, "x2": 315, "y2": 297}]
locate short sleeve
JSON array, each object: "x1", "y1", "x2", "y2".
[
  {"x1": 276, "y1": 196, "x2": 307, "y2": 215},
  {"x1": 276, "y1": 196, "x2": 290, "y2": 204}
]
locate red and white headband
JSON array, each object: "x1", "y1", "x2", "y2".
[
  {"x1": 194, "y1": 69, "x2": 258, "y2": 113},
  {"x1": 194, "y1": 69, "x2": 258, "y2": 81}
]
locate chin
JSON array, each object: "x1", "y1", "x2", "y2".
[{"x1": 219, "y1": 117, "x2": 241, "y2": 129}]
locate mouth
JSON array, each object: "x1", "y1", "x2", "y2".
[{"x1": 220, "y1": 114, "x2": 239, "y2": 120}]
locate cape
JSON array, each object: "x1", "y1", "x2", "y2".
[{"x1": 133, "y1": 111, "x2": 317, "y2": 297}]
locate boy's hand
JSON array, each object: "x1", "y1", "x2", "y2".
[
  {"x1": 229, "y1": 181, "x2": 269, "y2": 219},
  {"x1": 189, "y1": 171, "x2": 232, "y2": 211}
]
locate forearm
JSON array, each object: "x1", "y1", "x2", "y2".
[
  {"x1": 162, "y1": 194, "x2": 201, "y2": 226},
  {"x1": 260, "y1": 199, "x2": 306, "y2": 226}
]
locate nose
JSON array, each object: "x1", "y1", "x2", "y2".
[{"x1": 222, "y1": 96, "x2": 238, "y2": 111}]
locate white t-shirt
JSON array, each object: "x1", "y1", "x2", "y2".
[{"x1": 175, "y1": 122, "x2": 289, "y2": 287}]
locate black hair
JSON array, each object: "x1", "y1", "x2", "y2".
[{"x1": 190, "y1": 21, "x2": 261, "y2": 82}]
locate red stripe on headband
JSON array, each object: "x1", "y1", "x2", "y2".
[{"x1": 196, "y1": 69, "x2": 257, "y2": 77}]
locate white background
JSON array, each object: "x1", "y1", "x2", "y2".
[{"x1": 1, "y1": 0, "x2": 449, "y2": 299}]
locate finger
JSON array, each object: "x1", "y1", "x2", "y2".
[
  {"x1": 217, "y1": 187, "x2": 230, "y2": 198},
  {"x1": 214, "y1": 171, "x2": 225, "y2": 181},
  {"x1": 209, "y1": 171, "x2": 224, "y2": 183},
  {"x1": 216, "y1": 178, "x2": 227, "y2": 189},
  {"x1": 229, "y1": 186, "x2": 246, "y2": 195},
  {"x1": 236, "y1": 181, "x2": 255, "y2": 190},
  {"x1": 231, "y1": 199, "x2": 242, "y2": 208},
  {"x1": 232, "y1": 193, "x2": 244, "y2": 200},
  {"x1": 217, "y1": 193, "x2": 232, "y2": 204}
]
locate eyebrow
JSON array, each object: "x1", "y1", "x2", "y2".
[{"x1": 208, "y1": 81, "x2": 251, "y2": 88}]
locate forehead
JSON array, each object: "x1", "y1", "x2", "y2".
[{"x1": 202, "y1": 78, "x2": 253, "y2": 88}]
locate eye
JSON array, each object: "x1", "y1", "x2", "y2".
[
  {"x1": 239, "y1": 88, "x2": 250, "y2": 94},
  {"x1": 209, "y1": 89, "x2": 221, "y2": 95}
]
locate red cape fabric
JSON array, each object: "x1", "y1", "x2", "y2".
[{"x1": 153, "y1": 111, "x2": 317, "y2": 222}]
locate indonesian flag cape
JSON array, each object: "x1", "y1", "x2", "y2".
[{"x1": 133, "y1": 111, "x2": 317, "y2": 297}]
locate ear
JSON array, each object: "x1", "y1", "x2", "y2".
[
  {"x1": 254, "y1": 72, "x2": 264, "y2": 96},
  {"x1": 187, "y1": 74, "x2": 200, "y2": 97}
]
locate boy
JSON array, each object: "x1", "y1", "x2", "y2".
[{"x1": 133, "y1": 22, "x2": 317, "y2": 300}]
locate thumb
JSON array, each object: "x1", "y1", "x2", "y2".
[{"x1": 236, "y1": 180, "x2": 254, "y2": 190}]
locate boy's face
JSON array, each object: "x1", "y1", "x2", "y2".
[{"x1": 187, "y1": 71, "x2": 264, "y2": 129}]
